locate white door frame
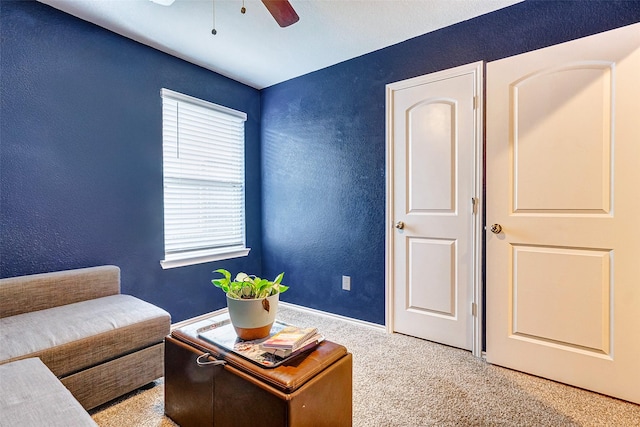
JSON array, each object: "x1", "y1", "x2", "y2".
[{"x1": 385, "y1": 61, "x2": 485, "y2": 357}]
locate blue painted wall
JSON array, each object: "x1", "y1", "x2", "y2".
[
  {"x1": 261, "y1": 0, "x2": 640, "y2": 325},
  {"x1": 0, "y1": 0, "x2": 262, "y2": 322},
  {"x1": 2, "y1": 0, "x2": 639, "y2": 326}
]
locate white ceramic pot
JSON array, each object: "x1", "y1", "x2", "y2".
[{"x1": 226, "y1": 293, "x2": 279, "y2": 340}]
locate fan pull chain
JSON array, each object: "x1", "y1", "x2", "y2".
[
  {"x1": 211, "y1": 0, "x2": 217, "y2": 35},
  {"x1": 241, "y1": 0, "x2": 246, "y2": 14}
]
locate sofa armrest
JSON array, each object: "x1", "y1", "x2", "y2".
[{"x1": 0, "y1": 265, "x2": 121, "y2": 318}]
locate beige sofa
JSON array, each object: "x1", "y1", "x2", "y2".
[{"x1": 0, "y1": 265, "x2": 171, "y2": 412}]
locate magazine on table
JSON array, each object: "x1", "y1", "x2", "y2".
[
  {"x1": 261, "y1": 332, "x2": 324, "y2": 358},
  {"x1": 260, "y1": 326, "x2": 319, "y2": 350},
  {"x1": 196, "y1": 318, "x2": 324, "y2": 368}
]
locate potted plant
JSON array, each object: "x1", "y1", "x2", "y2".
[{"x1": 212, "y1": 269, "x2": 288, "y2": 340}]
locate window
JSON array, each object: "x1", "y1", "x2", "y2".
[{"x1": 160, "y1": 88, "x2": 249, "y2": 269}]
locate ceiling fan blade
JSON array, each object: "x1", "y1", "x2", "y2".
[{"x1": 261, "y1": 0, "x2": 299, "y2": 27}]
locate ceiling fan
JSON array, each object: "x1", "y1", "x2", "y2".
[
  {"x1": 261, "y1": 0, "x2": 299, "y2": 27},
  {"x1": 150, "y1": 0, "x2": 299, "y2": 28}
]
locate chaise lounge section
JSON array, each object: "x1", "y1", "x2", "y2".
[
  {"x1": 0, "y1": 265, "x2": 171, "y2": 411},
  {"x1": 0, "y1": 358, "x2": 98, "y2": 426}
]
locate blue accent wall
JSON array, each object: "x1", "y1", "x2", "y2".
[
  {"x1": 2, "y1": 0, "x2": 639, "y2": 326},
  {"x1": 261, "y1": 0, "x2": 640, "y2": 325},
  {"x1": 0, "y1": 0, "x2": 262, "y2": 322}
]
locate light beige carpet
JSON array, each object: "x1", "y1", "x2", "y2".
[{"x1": 91, "y1": 306, "x2": 640, "y2": 426}]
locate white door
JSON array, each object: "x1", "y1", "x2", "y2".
[
  {"x1": 386, "y1": 62, "x2": 483, "y2": 355},
  {"x1": 486, "y1": 23, "x2": 640, "y2": 404}
]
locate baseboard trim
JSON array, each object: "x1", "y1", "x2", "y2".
[
  {"x1": 279, "y1": 301, "x2": 386, "y2": 331},
  {"x1": 170, "y1": 302, "x2": 385, "y2": 332}
]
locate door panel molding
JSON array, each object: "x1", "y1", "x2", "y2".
[
  {"x1": 511, "y1": 61, "x2": 614, "y2": 214},
  {"x1": 407, "y1": 98, "x2": 457, "y2": 213}
]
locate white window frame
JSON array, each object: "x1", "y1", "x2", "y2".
[{"x1": 160, "y1": 88, "x2": 250, "y2": 269}]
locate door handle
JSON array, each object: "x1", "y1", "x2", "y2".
[
  {"x1": 490, "y1": 224, "x2": 502, "y2": 234},
  {"x1": 395, "y1": 221, "x2": 405, "y2": 230}
]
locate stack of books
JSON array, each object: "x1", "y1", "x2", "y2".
[{"x1": 260, "y1": 326, "x2": 323, "y2": 358}]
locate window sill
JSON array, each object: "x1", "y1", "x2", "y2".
[{"x1": 160, "y1": 248, "x2": 251, "y2": 269}]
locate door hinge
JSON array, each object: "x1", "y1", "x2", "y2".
[
  {"x1": 471, "y1": 197, "x2": 478, "y2": 214},
  {"x1": 473, "y1": 96, "x2": 478, "y2": 110},
  {"x1": 471, "y1": 302, "x2": 477, "y2": 316}
]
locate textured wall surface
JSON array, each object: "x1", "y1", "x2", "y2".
[
  {"x1": 0, "y1": 0, "x2": 262, "y2": 322},
  {"x1": 261, "y1": 0, "x2": 640, "y2": 325},
  {"x1": 2, "y1": 0, "x2": 639, "y2": 325}
]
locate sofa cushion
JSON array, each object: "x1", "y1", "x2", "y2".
[
  {"x1": 0, "y1": 358, "x2": 97, "y2": 426},
  {"x1": 0, "y1": 294, "x2": 170, "y2": 377},
  {"x1": 0, "y1": 265, "x2": 121, "y2": 318}
]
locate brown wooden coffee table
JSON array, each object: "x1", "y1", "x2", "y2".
[{"x1": 164, "y1": 315, "x2": 353, "y2": 427}]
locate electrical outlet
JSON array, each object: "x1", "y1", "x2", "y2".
[{"x1": 342, "y1": 275, "x2": 351, "y2": 291}]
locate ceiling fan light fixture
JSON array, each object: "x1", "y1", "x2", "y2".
[{"x1": 206, "y1": 0, "x2": 300, "y2": 36}]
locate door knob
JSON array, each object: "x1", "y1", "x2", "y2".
[
  {"x1": 395, "y1": 221, "x2": 405, "y2": 230},
  {"x1": 490, "y1": 224, "x2": 502, "y2": 234}
]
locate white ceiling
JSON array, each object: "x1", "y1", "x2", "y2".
[{"x1": 38, "y1": 0, "x2": 521, "y2": 89}]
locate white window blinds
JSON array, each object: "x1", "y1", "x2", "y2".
[{"x1": 160, "y1": 89, "x2": 249, "y2": 269}]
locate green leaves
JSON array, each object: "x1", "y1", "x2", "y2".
[
  {"x1": 273, "y1": 271, "x2": 288, "y2": 294},
  {"x1": 212, "y1": 268, "x2": 231, "y2": 293},
  {"x1": 211, "y1": 269, "x2": 288, "y2": 299}
]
